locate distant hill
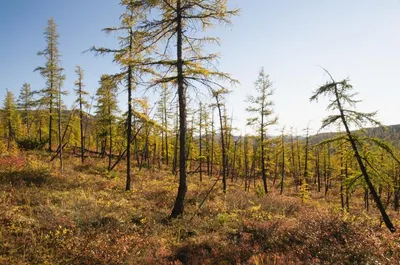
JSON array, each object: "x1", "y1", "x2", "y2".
[{"x1": 309, "y1": 124, "x2": 400, "y2": 147}]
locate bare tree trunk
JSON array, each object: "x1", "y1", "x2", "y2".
[
  {"x1": 280, "y1": 133, "x2": 285, "y2": 195},
  {"x1": 126, "y1": 61, "x2": 133, "y2": 190},
  {"x1": 164, "y1": 89, "x2": 169, "y2": 166},
  {"x1": 108, "y1": 112, "x2": 112, "y2": 171},
  {"x1": 171, "y1": 0, "x2": 188, "y2": 218},
  {"x1": 79, "y1": 91, "x2": 85, "y2": 163},
  {"x1": 316, "y1": 149, "x2": 321, "y2": 192},
  {"x1": 303, "y1": 131, "x2": 309, "y2": 185},
  {"x1": 296, "y1": 136, "x2": 302, "y2": 187},
  {"x1": 261, "y1": 105, "x2": 268, "y2": 193},
  {"x1": 199, "y1": 103, "x2": 203, "y2": 182},
  {"x1": 57, "y1": 83, "x2": 63, "y2": 172},
  {"x1": 216, "y1": 96, "x2": 227, "y2": 193},
  {"x1": 49, "y1": 94, "x2": 53, "y2": 152},
  {"x1": 340, "y1": 150, "x2": 345, "y2": 209},
  {"x1": 210, "y1": 108, "x2": 215, "y2": 177},
  {"x1": 290, "y1": 135, "x2": 298, "y2": 191}
]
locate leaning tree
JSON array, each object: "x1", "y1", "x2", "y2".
[{"x1": 310, "y1": 69, "x2": 398, "y2": 233}]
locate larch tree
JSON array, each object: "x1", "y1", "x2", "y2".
[
  {"x1": 95, "y1": 74, "x2": 119, "y2": 171},
  {"x1": 57, "y1": 73, "x2": 66, "y2": 171},
  {"x1": 90, "y1": 0, "x2": 151, "y2": 191},
  {"x1": 213, "y1": 88, "x2": 230, "y2": 193},
  {"x1": 310, "y1": 69, "x2": 398, "y2": 233},
  {"x1": 156, "y1": 85, "x2": 173, "y2": 166},
  {"x1": 35, "y1": 18, "x2": 64, "y2": 152},
  {"x1": 135, "y1": 0, "x2": 238, "y2": 218},
  {"x1": 246, "y1": 67, "x2": 278, "y2": 194},
  {"x1": 74, "y1": 65, "x2": 89, "y2": 163},
  {"x1": 17, "y1": 83, "x2": 35, "y2": 136},
  {"x1": 2, "y1": 90, "x2": 18, "y2": 151}
]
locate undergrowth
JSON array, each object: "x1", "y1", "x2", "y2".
[{"x1": 0, "y1": 153, "x2": 399, "y2": 264}]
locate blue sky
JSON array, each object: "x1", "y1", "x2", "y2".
[{"x1": 1, "y1": 0, "x2": 400, "y2": 135}]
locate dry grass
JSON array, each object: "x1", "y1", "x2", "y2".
[{"x1": 0, "y1": 152, "x2": 399, "y2": 264}]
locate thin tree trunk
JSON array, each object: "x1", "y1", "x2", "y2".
[
  {"x1": 316, "y1": 150, "x2": 321, "y2": 192},
  {"x1": 199, "y1": 103, "x2": 203, "y2": 182},
  {"x1": 334, "y1": 84, "x2": 396, "y2": 232},
  {"x1": 340, "y1": 150, "x2": 344, "y2": 209},
  {"x1": 261, "y1": 106, "x2": 268, "y2": 193},
  {"x1": 216, "y1": 96, "x2": 227, "y2": 193},
  {"x1": 171, "y1": 0, "x2": 187, "y2": 218},
  {"x1": 57, "y1": 82, "x2": 63, "y2": 172},
  {"x1": 108, "y1": 111, "x2": 112, "y2": 171},
  {"x1": 79, "y1": 89, "x2": 85, "y2": 163},
  {"x1": 126, "y1": 61, "x2": 133, "y2": 191},
  {"x1": 164, "y1": 89, "x2": 169, "y2": 166},
  {"x1": 49, "y1": 95, "x2": 53, "y2": 152},
  {"x1": 210, "y1": 108, "x2": 215, "y2": 177},
  {"x1": 7, "y1": 116, "x2": 12, "y2": 151},
  {"x1": 290, "y1": 135, "x2": 298, "y2": 191},
  {"x1": 280, "y1": 133, "x2": 285, "y2": 195},
  {"x1": 303, "y1": 132, "x2": 309, "y2": 185}
]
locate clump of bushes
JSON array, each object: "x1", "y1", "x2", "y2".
[{"x1": 16, "y1": 137, "x2": 47, "y2": 150}]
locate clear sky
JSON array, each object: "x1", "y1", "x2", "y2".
[{"x1": 1, "y1": 0, "x2": 400, "y2": 136}]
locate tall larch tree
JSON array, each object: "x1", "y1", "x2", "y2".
[
  {"x1": 74, "y1": 65, "x2": 89, "y2": 163},
  {"x1": 246, "y1": 67, "x2": 278, "y2": 194},
  {"x1": 35, "y1": 18, "x2": 64, "y2": 152},
  {"x1": 135, "y1": 0, "x2": 238, "y2": 218},
  {"x1": 95, "y1": 74, "x2": 119, "y2": 171},
  {"x1": 91, "y1": 0, "x2": 151, "y2": 191},
  {"x1": 213, "y1": 88, "x2": 230, "y2": 193},
  {"x1": 310, "y1": 69, "x2": 398, "y2": 233},
  {"x1": 56, "y1": 73, "x2": 66, "y2": 171}
]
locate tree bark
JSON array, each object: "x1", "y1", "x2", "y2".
[{"x1": 171, "y1": 0, "x2": 187, "y2": 218}]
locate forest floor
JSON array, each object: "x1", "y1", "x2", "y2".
[{"x1": 0, "y1": 151, "x2": 399, "y2": 265}]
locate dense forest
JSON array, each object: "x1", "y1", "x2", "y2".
[{"x1": 1, "y1": 1, "x2": 400, "y2": 264}]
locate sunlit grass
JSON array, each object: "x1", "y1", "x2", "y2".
[{"x1": 0, "y1": 152, "x2": 399, "y2": 264}]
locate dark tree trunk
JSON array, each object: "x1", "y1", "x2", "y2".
[
  {"x1": 290, "y1": 135, "x2": 298, "y2": 191},
  {"x1": 79, "y1": 88, "x2": 85, "y2": 163},
  {"x1": 303, "y1": 133, "x2": 309, "y2": 185},
  {"x1": 199, "y1": 103, "x2": 203, "y2": 182},
  {"x1": 296, "y1": 136, "x2": 302, "y2": 187},
  {"x1": 210, "y1": 108, "x2": 215, "y2": 177},
  {"x1": 340, "y1": 151, "x2": 344, "y2": 209},
  {"x1": 108, "y1": 111, "x2": 112, "y2": 171},
  {"x1": 171, "y1": 0, "x2": 188, "y2": 218},
  {"x1": 58, "y1": 82, "x2": 63, "y2": 172},
  {"x1": 261, "y1": 106, "x2": 268, "y2": 193},
  {"x1": 49, "y1": 94, "x2": 53, "y2": 152},
  {"x1": 216, "y1": 96, "x2": 227, "y2": 193},
  {"x1": 164, "y1": 91, "x2": 169, "y2": 166},
  {"x1": 126, "y1": 61, "x2": 133, "y2": 191},
  {"x1": 333, "y1": 84, "x2": 396, "y2": 232},
  {"x1": 280, "y1": 133, "x2": 285, "y2": 195},
  {"x1": 244, "y1": 136, "x2": 249, "y2": 191},
  {"x1": 316, "y1": 149, "x2": 321, "y2": 192}
]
